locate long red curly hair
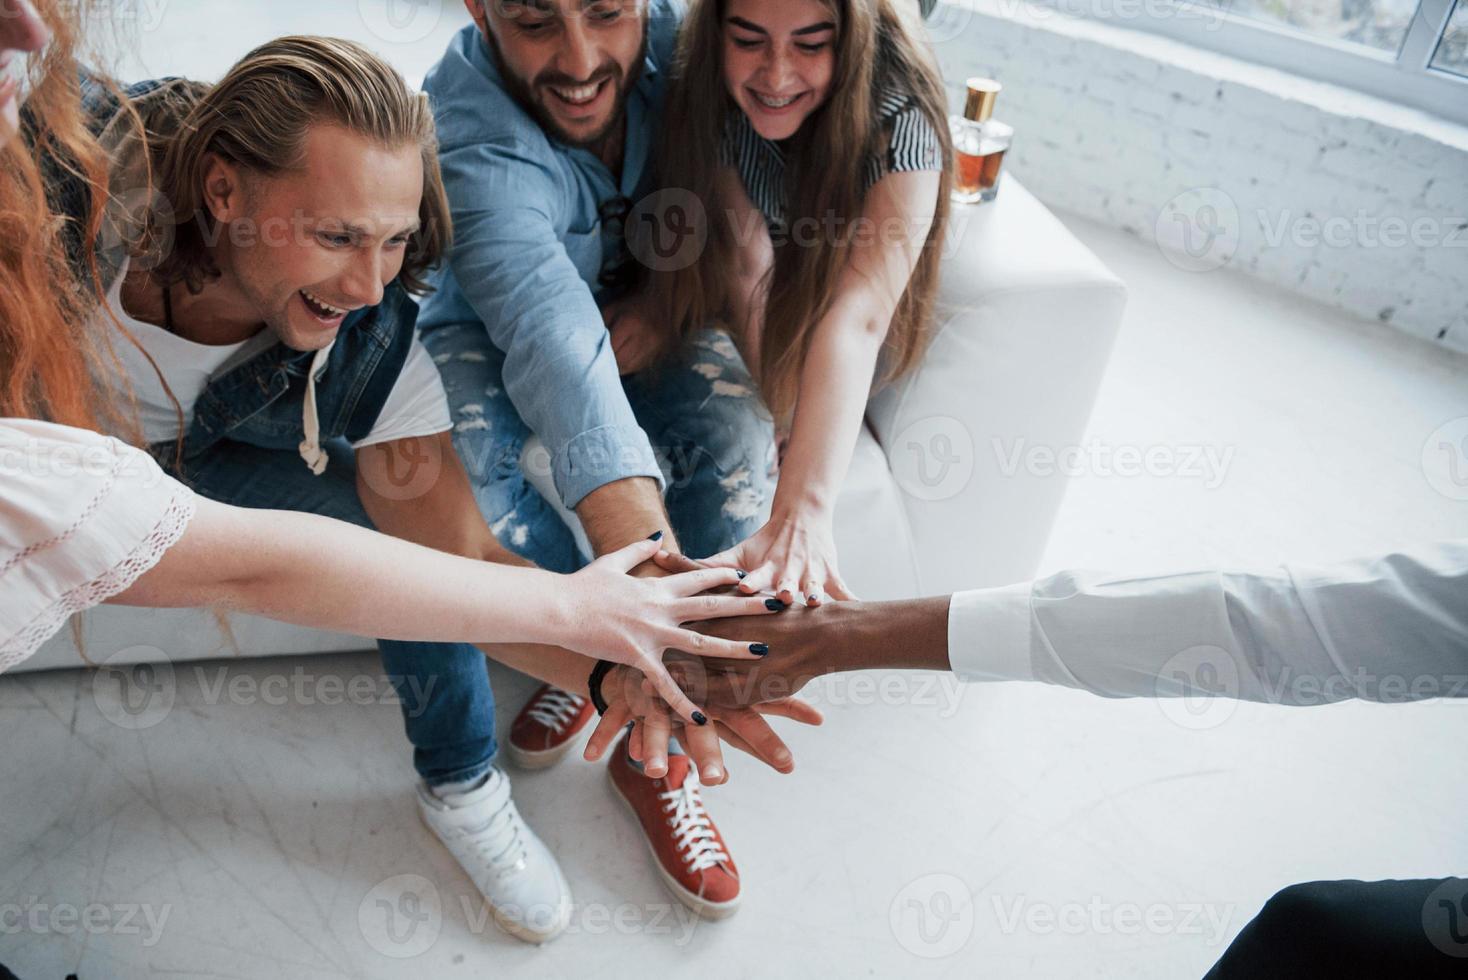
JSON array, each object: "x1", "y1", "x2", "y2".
[{"x1": 0, "y1": 0, "x2": 120, "y2": 429}]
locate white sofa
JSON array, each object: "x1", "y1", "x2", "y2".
[{"x1": 20, "y1": 175, "x2": 1125, "y2": 673}]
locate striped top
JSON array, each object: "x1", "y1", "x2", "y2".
[{"x1": 720, "y1": 76, "x2": 944, "y2": 232}]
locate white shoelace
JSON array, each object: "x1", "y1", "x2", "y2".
[
  {"x1": 525, "y1": 688, "x2": 585, "y2": 733},
  {"x1": 659, "y1": 769, "x2": 729, "y2": 873},
  {"x1": 450, "y1": 777, "x2": 529, "y2": 880}
]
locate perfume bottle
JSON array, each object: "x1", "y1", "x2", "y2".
[{"x1": 950, "y1": 78, "x2": 1012, "y2": 204}]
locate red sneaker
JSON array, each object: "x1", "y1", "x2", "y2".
[
  {"x1": 506, "y1": 685, "x2": 594, "y2": 770},
  {"x1": 607, "y1": 734, "x2": 741, "y2": 919}
]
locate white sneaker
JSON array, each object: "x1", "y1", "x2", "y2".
[{"x1": 416, "y1": 767, "x2": 573, "y2": 944}]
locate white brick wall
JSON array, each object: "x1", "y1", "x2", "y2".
[{"x1": 929, "y1": 0, "x2": 1468, "y2": 352}]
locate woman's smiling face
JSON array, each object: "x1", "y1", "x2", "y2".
[{"x1": 722, "y1": 0, "x2": 836, "y2": 141}]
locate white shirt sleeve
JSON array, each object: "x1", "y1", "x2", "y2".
[
  {"x1": 0, "y1": 418, "x2": 197, "y2": 672},
  {"x1": 350, "y1": 337, "x2": 454, "y2": 450},
  {"x1": 947, "y1": 541, "x2": 1468, "y2": 704}
]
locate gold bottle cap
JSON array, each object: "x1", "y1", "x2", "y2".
[{"x1": 964, "y1": 78, "x2": 1001, "y2": 122}]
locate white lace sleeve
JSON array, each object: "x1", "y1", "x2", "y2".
[{"x1": 0, "y1": 418, "x2": 197, "y2": 672}]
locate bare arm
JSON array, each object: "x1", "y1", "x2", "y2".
[
  {"x1": 774, "y1": 170, "x2": 939, "y2": 526},
  {"x1": 354, "y1": 433, "x2": 525, "y2": 564},
  {"x1": 112, "y1": 493, "x2": 573, "y2": 647},
  {"x1": 574, "y1": 476, "x2": 677, "y2": 566},
  {"x1": 714, "y1": 165, "x2": 773, "y2": 365},
  {"x1": 665, "y1": 596, "x2": 955, "y2": 709},
  {"x1": 708, "y1": 170, "x2": 942, "y2": 606}
]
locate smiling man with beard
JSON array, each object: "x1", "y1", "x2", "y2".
[
  {"x1": 418, "y1": 0, "x2": 778, "y2": 925},
  {"x1": 490, "y1": 0, "x2": 649, "y2": 149}
]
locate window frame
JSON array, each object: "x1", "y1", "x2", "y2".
[{"x1": 1023, "y1": 0, "x2": 1468, "y2": 125}]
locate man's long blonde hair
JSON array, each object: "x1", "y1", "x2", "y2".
[
  {"x1": 140, "y1": 35, "x2": 451, "y2": 297},
  {"x1": 648, "y1": 0, "x2": 952, "y2": 419}
]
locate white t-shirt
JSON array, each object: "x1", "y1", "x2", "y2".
[
  {"x1": 0, "y1": 418, "x2": 196, "y2": 672},
  {"x1": 100, "y1": 260, "x2": 453, "y2": 450}
]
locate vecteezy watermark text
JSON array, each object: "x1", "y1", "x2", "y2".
[
  {"x1": 991, "y1": 894, "x2": 1235, "y2": 946},
  {"x1": 357, "y1": 874, "x2": 701, "y2": 958},
  {"x1": 92, "y1": 651, "x2": 442, "y2": 731},
  {"x1": 994, "y1": 437, "x2": 1235, "y2": 488},
  {"x1": 0, "y1": 899, "x2": 171, "y2": 948}
]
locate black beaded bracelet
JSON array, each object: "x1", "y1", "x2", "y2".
[{"x1": 587, "y1": 659, "x2": 615, "y2": 715}]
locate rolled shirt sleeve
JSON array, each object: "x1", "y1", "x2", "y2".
[
  {"x1": 948, "y1": 541, "x2": 1468, "y2": 705},
  {"x1": 435, "y1": 137, "x2": 661, "y2": 507}
]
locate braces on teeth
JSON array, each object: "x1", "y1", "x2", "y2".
[{"x1": 755, "y1": 92, "x2": 799, "y2": 108}]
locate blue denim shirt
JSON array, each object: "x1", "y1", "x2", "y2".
[{"x1": 417, "y1": 2, "x2": 684, "y2": 509}]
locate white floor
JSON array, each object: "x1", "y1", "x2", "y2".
[
  {"x1": 3, "y1": 209, "x2": 1465, "y2": 979},
  {"x1": 3, "y1": 5, "x2": 1466, "y2": 976}
]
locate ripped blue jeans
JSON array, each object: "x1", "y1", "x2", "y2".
[{"x1": 421, "y1": 324, "x2": 777, "y2": 573}]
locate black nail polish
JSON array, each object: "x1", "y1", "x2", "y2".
[
  {"x1": 736, "y1": 570, "x2": 747, "y2": 580},
  {"x1": 692, "y1": 711, "x2": 708, "y2": 726},
  {"x1": 750, "y1": 642, "x2": 769, "y2": 656},
  {"x1": 765, "y1": 598, "x2": 783, "y2": 611},
  {"x1": 647, "y1": 530, "x2": 663, "y2": 542}
]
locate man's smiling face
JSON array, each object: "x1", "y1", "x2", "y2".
[
  {"x1": 466, "y1": 0, "x2": 647, "y2": 149},
  {"x1": 204, "y1": 123, "x2": 423, "y2": 352}
]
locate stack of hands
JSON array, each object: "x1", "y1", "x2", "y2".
[{"x1": 575, "y1": 546, "x2": 844, "y2": 787}]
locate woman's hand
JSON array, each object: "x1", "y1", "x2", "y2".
[
  {"x1": 603, "y1": 297, "x2": 663, "y2": 376},
  {"x1": 557, "y1": 537, "x2": 778, "y2": 726},
  {"x1": 583, "y1": 664, "x2": 823, "y2": 785},
  {"x1": 701, "y1": 509, "x2": 857, "y2": 607}
]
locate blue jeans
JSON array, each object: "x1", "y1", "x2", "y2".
[
  {"x1": 421, "y1": 324, "x2": 777, "y2": 572},
  {"x1": 184, "y1": 440, "x2": 498, "y2": 788}
]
